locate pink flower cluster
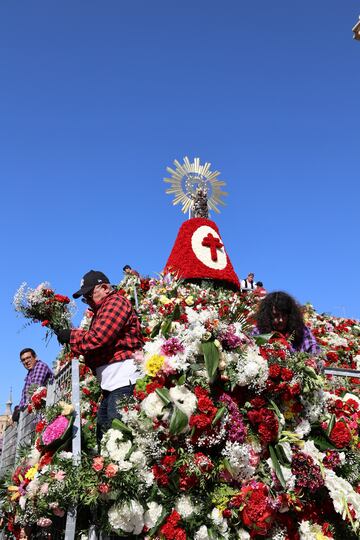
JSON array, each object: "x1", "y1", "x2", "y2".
[{"x1": 42, "y1": 415, "x2": 69, "y2": 445}]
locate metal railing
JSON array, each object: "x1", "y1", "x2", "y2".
[{"x1": 0, "y1": 359, "x2": 81, "y2": 540}]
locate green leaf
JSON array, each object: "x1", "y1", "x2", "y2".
[
  {"x1": 161, "y1": 317, "x2": 172, "y2": 338},
  {"x1": 269, "y1": 445, "x2": 286, "y2": 489},
  {"x1": 169, "y1": 406, "x2": 188, "y2": 435},
  {"x1": 223, "y1": 457, "x2": 232, "y2": 474},
  {"x1": 111, "y1": 418, "x2": 132, "y2": 436},
  {"x1": 312, "y1": 434, "x2": 337, "y2": 451},
  {"x1": 253, "y1": 333, "x2": 273, "y2": 345},
  {"x1": 201, "y1": 341, "x2": 219, "y2": 383},
  {"x1": 150, "y1": 322, "x2": 161, "y2": 338},
  {"x1": 269, "y1": 399, "x2": 282, "y2": 425},
  {"x1": 155, "y1": 387, "x2": 171, "y2": 405},
  {"x1": 326, "y1": 414, "x2": 336, "y2": 437},
  {"x1": 212, "y1": 405, "x2": 226, "y2": 425},
  {"x1": 177, "y1": 373, "x2": 186, "y2": 385},
  {"x1": 275, "y1": 443, "x2": 290, "y2": 465}
]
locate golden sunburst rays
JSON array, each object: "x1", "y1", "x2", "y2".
[{"x1": 164, "y1": 156, "x2": 228, "y2": 214}]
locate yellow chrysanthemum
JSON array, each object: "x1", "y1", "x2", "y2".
[
  {"x1": 159, "y1": 295, "x2": 171, "y2": 305},
  {"x1": 145, "y1": 354, "x2": 165, "y2": 377},
  {"x1": 185, "y1": 295, "x2": 194, "y2": 306},
  {"x1": 25, "y1": 464, "x2": 39, "y2": 480},
  {"x1": 315, "y1": 533, "x2": 328, "y2": 540}
]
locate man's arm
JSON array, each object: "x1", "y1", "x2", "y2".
[
  {"x1": 70, "y1": 294, "x2": 132, "y2": 355},
  {"x1": 302, "y1": 326, "x2": 321, "y2": 355}
]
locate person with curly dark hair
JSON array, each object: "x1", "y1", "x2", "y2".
[{"x1": 254, "y1": 291, "x2": 320, "y2": 355}]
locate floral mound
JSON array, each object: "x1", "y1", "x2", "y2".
[{"x1": 1, "y1": 277, "x2": 360, "y2": 539}]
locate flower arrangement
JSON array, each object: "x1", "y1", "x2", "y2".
[
  {"x1": 2, "y1": 278, "x2": 360, "y2": 539},
  {"x1": 13, "y1": 281, "x2": 76, "y2": 343},
  {"x1": 27, "y1": 386, "x2": 47, "y2": 413}
]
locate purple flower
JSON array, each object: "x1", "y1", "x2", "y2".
[
  {"x1": 161, "y1": 337, "x2": 185, "y2": 357},
  {"x1": 219, "y1": 326, "x2": 242, "y2": 350},
  {"x1": 219, "y1": 393, "x2": 247, "y2": 443}
]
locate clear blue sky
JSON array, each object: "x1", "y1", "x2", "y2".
[{"x1": 0, "y1": 1, "x2": 359, "y2": 411}]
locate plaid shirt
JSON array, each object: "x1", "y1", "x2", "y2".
[
  {"x1": 19, "y1": 359, "x2": 54, "y2": 409},
  {"x1": 70, "y1": 290, "x2": 144, "y2": 372},
  {"x1": 252, "y1": 325, "x2": 320, "y2": 355}
]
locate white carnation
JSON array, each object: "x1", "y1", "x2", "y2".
[
  {"x1": 108, "y1": 500, "x2": 144, "y2": 535},
  {"x1": 141, "y1": 392, "x2": 166, "y2": 418},
  {"x1": 175, "y1": 495, "x2": 196, "y2": 518},
  {"x1": 169, "y1": 385, "x2": 197, "y2": 417},
  {"x1": 130, "y1": 450, "x2": 147, "y2": 468},
  {"x1": 101, "y1": 428, "x2": 132, "y2": 468},
  {"x1": 232, "y1": 346, "x2": 269, "y2": 390},
  {"x1": 144, "y1": 501, "x2": 163, "y2": 529},
  {"x1": 194, "y1": 525, "x2": 210, "y2": 540},
  {"x1": 210, "y1": 507, "x2": 228, "y2": 533},
  {"x1": 222, "y1": 441, "x2": 256, "y2": 481}
]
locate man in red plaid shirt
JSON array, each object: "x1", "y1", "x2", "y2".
[{"x1": 57, "y1": 270, "x2": 144, "y2": 441}]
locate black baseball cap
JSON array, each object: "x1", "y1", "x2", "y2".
[{"x1": 73, "y1": 270, "x2": 110, "y2": 299}]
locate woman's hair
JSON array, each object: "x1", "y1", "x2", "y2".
[{"x1": 255, "y1": 291, "x2": 305, "y2": 348}]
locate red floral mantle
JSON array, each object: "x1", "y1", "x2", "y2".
[{"x1": 164, "y1": 218, "x2": 240, "y2": 290}]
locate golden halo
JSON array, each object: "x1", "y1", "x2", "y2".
[{"x1": 164, "y1": 156, "x2": 228, "y2": 214}]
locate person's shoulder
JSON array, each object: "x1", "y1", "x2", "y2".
[
  {"x1": 104, "y1": 290, "x2": 132, "y2": 309},
  {"x1": 35, "y1": 359, "x2": 53, "y2": 372}
]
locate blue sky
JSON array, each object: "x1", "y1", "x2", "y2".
[{"x1": 0, "y1": 1, "x2": 359, "y2": 412}]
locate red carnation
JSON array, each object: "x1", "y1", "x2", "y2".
[
  {"x1": 330, "y1": 421, "x2": 352, "y2": 448},
  {"x1": 234, "y1": 483, "x2": 275, "y2": 537},
  {"x1": 281, "y1": 367, "x2": 294, "y2": 381},
  {"x1": 269, "y1": 364, "x2": 281, "y2": 379},
  {"x1": 35, "y1": 420, "x2": 47, "y2": 433}
]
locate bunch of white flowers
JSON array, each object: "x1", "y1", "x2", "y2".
[
  {"x1": 108, "y1": 499, "x2": 144, "y2": 535},
  {"x1": 101, "y1": 429, "x2": 132, "y2": 470},
  {"x1": 230, "y1": 346, "x2": 269, "y2": 390}
]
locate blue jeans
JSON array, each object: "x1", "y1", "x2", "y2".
[{"x1": 96, "y1": 385, "x2": 133, "y2": 446}]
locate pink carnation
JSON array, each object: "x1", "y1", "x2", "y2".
[
  {"x1": 42, "y1": 415, "x2": 69, "y2": 445},
  {"x1": 105, "y1": 463, "x2": 118, "y2": 478},
  {"x1": 92, "y1": 456, "x2": 105, "y2": 472}
]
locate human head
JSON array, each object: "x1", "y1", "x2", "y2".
[
  {"x1": 256, "y1": 291, "x2": 305, "y2": 345},
  {"x1": 247, "y1": 272, "x2": 254, "y2": 283},
  {"x1": 256, "y1": 281, "x2": 263, "y2": 288},
  {"x1": 19, "y1": 348, "x2": 37, "y2": 370},
  {"x1": 123, "y1": 265, "x2": 132, "y2": 274},
  {"x1": 73, "y1": 270, "x2": 112, "y2": 307}
]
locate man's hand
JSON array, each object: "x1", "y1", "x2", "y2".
[{"x1": 56, "y1": 329, "x2": 71, "y2": 345}]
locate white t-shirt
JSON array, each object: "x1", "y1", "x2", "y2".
[{"x1": 96, "y1": 359, "x2": 140, "y2": 391}]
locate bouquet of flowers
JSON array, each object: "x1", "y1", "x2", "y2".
[
  {"x1": 2, "y1": 278, "x2": 360, "y2": 539},
  {"x1": 13, "y1": 282, "x2": 76, "y2": 343}
]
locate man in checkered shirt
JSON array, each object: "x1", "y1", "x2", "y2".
[
  {"x1": 18, "y1": 348, "x2": 53, "y2": 411},
  {"x1": 57, "y1": 270, "x2": 144, "y2": 441}
]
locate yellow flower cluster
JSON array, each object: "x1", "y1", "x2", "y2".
[
  {"x1": 25, "y1": 464, "x2": 39, "y2": 480},
  {"x1": 145, "y1": 354, "x2": 165, "y2": 377}
]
